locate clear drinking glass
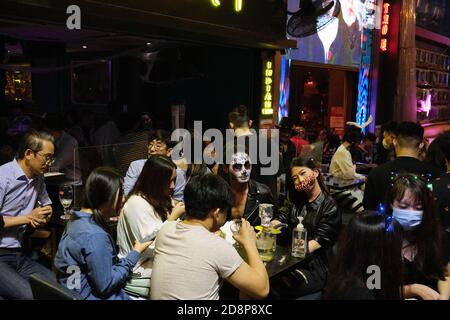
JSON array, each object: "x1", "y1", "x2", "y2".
[
  {"x1": 59, "y1": 184, "x2": 73, "y2": 220},
  {"x1": 256, "y1": 229, "x2": 276, "y2": 262},
  {"x1": 259, "y1": 203, "x2": 274, "y2": 228},
  {"x1": 230, "y1": 219, "x2": 242, "y2": 235}
]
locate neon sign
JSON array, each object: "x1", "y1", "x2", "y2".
[
  {"x1": 356, "y1": 0, "x2": 377, "y2": 132},
  {"x1": 380, "y1": 2, "x2": 390, "y2": 52},
  {"x1": 262, "y1": 60, "x2": 274, "y2": 115},
  {"x1": 210, "y1": 0, "x2": 243, "y2": 12},
  {"x1": 418, "y1": 91, "x2": 432, "y2": 117}
]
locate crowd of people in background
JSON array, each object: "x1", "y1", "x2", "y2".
[{"x1": 1, "y1": 101, "x2": 450, "y2": 300}]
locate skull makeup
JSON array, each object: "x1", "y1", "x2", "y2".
[{"x1": 229, "y1": 152, "x2": 252, "y2": 183}]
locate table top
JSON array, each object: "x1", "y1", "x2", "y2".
[
  {"x1": 323, "y1": 174, "x2": 365, "y2": 190},
  {"x1": 265, "y1": 245, "x2": 304, "y2": 278},
  {"x1": 44, "y1": 172, "x2": 65, "y2": 178},
  {"x1": 48, "y1": 211, "x2": 119, "y2": 229}
]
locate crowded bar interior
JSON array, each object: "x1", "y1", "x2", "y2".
[{"x1": 0, "y1": 0, "x2": 450, "y2": 303}]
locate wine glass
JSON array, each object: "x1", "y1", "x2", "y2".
[{"x1": 59, "y1": 184, "x2": 73, "y2": 220}]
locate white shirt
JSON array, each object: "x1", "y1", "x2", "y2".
[
  {"x1": 117, "y1": 195, "x2": 164, "y2": 277},
  {"x1": 330, "y1": 144, "x2": 365, "y2": 180}
]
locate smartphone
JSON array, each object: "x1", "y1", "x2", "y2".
[{"x1": 141, "y1": 229, "x2": 159, "y2": 242}]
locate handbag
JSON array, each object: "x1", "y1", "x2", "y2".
[{"x1": 124, "y1": 273, "x2": 151, "y2": 298}]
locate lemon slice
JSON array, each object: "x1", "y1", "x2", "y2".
[{"x1": 254, "y1": 226, "x2": 281, "y2": 234}]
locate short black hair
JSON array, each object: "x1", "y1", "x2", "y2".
[
  {"x1": 16, "y1": 130, "x2": 55, "y2": 159},
  {"x1": 396, "y1": 122, "x2": 424, "y2": 148},
  {"x1": 382, "y1": 121, "x2": 398, "y2": 135},
  {"x1": 148, "y1": 129, "x2": 175, "y2": 147},
  {"x1": 343, "y1": 126, "x2": 361, "y2": 144},
  {"x1": 228, "y1": 105, "x2": 250, "y2": 128},
  {"x1": 184, "y1": 174, "x2": 234, "y2": 220},
  {"x1": 434, "y1": 131, "x2": 450, "y2": 163}
]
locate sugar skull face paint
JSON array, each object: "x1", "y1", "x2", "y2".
[{"x1": 229, "y1": 152, "x2": 252, "y2": 183}]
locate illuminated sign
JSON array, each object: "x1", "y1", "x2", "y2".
[
  {"x1": 380, "y1": 2, "x2": 390, "y2": 52},
  {"x1": 418, "y1": 91, "x2": 432, "y2": 116},
  {"x1": 210, "y1": 0, "x2": 243, "y2": 12},
  {"x1": 356, "y1": 0, "x2": 377, "y2": 132},
  {"x1": 262, "y1": 60, "x2": 274, "y2": 115}
]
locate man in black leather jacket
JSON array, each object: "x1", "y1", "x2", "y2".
[{"x1": 222, "y1": 150, "x2": 275, "y2": 226}]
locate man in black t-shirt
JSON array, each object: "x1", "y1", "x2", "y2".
[{"x1": 363, "y1": 122, "x2": 443, "y2": 210}]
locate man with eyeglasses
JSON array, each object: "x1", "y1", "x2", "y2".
[
  {"x1": 0, "y1": 130, "x2": 57, "y2": 299},
  {"x1": 123, "y1": 130, "x2": 186, "y2": 201}
]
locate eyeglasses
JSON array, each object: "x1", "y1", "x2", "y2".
[
  {"x1": 148, "y1": 141, "x2": 167, "y2": 151},
  {"x1": 34, "y1": 151, "x2": 55, "y2": 165}
]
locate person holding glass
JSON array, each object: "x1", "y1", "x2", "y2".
[
  {"x1": 0, "y1": 131, "x2": 56, "y2": 300},
  {"x1": 54, "y1": 167, "x2": 152, "y2": 300},
  {"x1": 117, "y1": 155, "x2": 185, "y2": 298},
  {"x1": 271, "y1": 157, "x2": 341, "y2": 299}
]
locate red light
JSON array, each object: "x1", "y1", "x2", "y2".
[
  {"x1": 380, "y1": 2, "x2": 391, "y2": 52},
  {"x1": 380, "y1": 39, "x2": 387, "y2": 51}
]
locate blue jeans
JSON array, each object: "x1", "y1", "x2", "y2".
[{"x1": 0, "y1": 249, "x2": 56, "y2": 300}]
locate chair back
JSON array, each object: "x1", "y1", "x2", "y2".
[{"x1": 29, "y1": 274, "x2": 83, "y2": 300}]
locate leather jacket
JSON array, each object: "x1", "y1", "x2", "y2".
[
  {"x1": 275, "y1": 192, "x2": 341, "y2": 249},
  {"x1": 241, "y1": 179, "x2": 276, "y2": 226}
]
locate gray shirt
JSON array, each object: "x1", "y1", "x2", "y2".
[{"x1": 150, "y1": 221, "x2": 243, "y2": 300}]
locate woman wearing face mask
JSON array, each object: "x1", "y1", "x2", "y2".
[
  {"x1": 116, "y1": 155, "x2": 185, "y2": 298},
  {"x1": 271, "y1": 157, "x2": 341, "y2": 299},
  {"x1": 386, "y1": 174, "x2": 450, "y2": 300},
  {"x1": 54, "y1": 167, "x2": 152, "y2": 300}
]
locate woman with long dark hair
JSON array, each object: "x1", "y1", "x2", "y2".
[
  {"x1": 324, "y1": 211, "x2": 403, "y2": 300},
  {"x1": 54, "y1": 167, "x2": 151, "y2": 300},
  {"x1": 116, "y1": 155, "x2": 185, "y2": 298},
  {"x1": 386, "y1": 173, "x2": 450, "y2": 300},
  {"x1": 271, "y1": 157, "x2": 341, "y2": 299}
]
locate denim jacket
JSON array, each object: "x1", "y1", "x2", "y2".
[{"x1": 54, "y1": 211, "x2": 139, "y2": 300}]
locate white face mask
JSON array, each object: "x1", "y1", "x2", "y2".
[
  {"x1": 392, "y1": 207, "x2": 423, "y2": 231},
  {"x1": 229, "y1": 152, "x2": 252, "y2": 183}
]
